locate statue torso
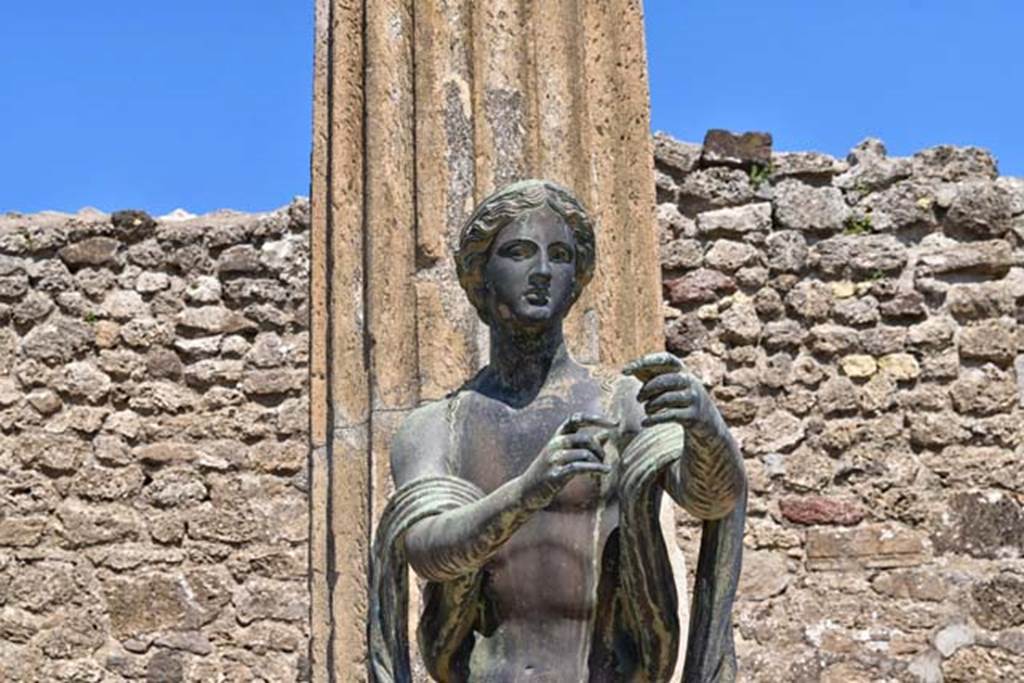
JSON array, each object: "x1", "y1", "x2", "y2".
[{"x1": 447, "y1": 364, "x2": 623, "y2": 681}]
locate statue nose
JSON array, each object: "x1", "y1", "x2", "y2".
[
  {"x1": 531, "y1": 252, "x2": 552, "y2": 282},
  {"x1": 529, "y1": 262, "x2": 551, "y2": 285}
]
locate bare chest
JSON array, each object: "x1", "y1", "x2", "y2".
[{"x1": 453, "y1": 389, "x2": 608, "y2": 509}]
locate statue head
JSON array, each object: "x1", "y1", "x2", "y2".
[{"x1": 455, "y1": 179, "x2": 596, "y2": 326}]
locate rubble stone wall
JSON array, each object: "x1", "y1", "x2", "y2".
[
  {"x1": 2, "y1": 131, "x2": 1023, "y2": 682},
  {"x1": 655, "y1": 132, "x2": 1024, "y2": 682},
  {"x1": 0, "y1": 203, "x2": 311, "y2": 681}
]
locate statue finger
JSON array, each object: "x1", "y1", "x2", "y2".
[
  {"x1": 641, "y1": 407, "x2": 697, "y2": 428},
  {"x1": 546, "y1": 434, "x2": 575, "y2": 453},
  {"x1": 646, "y1": 390, "x2": 694, "y2": 413},
  {"x1": 553, "y1": 462, "x2": 611, "y2": 479},
  {"x1": 561, "y1": 412, "x2": 617, "y2": 434},
  {"x1": 636, "y1": 372, "x2": 691, "y2": 402},
  {"x1": 561, "y1": 433, "x2": 605, "y2": 458},
  {"x1": 552, "y1": 448, "x2": 601, "y2": 465},
  {"x1": 551, "y1": 443, "x2": 603, "y2": 465},
  {"x1": 623, "y1": 352, "x2": 683, "y2": 382}
]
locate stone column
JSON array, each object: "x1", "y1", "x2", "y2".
[{"x1": 310, "y1": 1, "x2": 662, "y2": 679}]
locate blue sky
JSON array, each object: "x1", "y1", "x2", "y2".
[
  {"x1": 1, "y1": 2, "x2": 1021, "y2": 214},
  {"x1": 647, "y1": 1, "x2": 1024, "y2": 175}
]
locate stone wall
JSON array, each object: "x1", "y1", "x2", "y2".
[
  {"x1": 1, "y1": 131, "x2": 1022, "y2": 682},
  {"x1": 655, "y1": 131, "x2": 1024, "y2": 682},
  {"x1": 0, "y1": 204, "x2": 311, "y2": 681}
]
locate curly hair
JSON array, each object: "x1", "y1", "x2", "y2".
[{"x1": 455, "y1": 179, "x2": 596, "y2": 323}]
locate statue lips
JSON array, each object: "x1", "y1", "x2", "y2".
[{"x1": 524, "y1": 286, "x2": 550, "y2": 305}]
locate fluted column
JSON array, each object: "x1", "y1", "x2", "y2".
[{"x1": 310, "y1": 1, "x2": 662, "y2": 679}]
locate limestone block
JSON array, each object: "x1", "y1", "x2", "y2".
[
  {"x1": 656, "y1": 203, "x2": 696, "y2": 239},
  {"x1": 809, "y1": 324, "x2": 860, "y2": 357},
  {"x1": 771, "y1": 150, "x2": 848, "y2": 180},
  {"x1": 833, "y1": 295, "x2": 879, "y2": 326},
  {"x1": 909, "y1": 412, "x2": 968, "y2": 449},
  {"x1": 957, "y1": 319, "x2": 1018, "y2": 365},
  {"x1": 696, "y1": 203, "x2": 772, "y2": 237},
  {"x1": 0, "y1": 517, "x2": 47, "y2": 547},
  {"x1": 774, "y1": 179, "x2": 849, "y2": 233},
  {"x1": 806, "y1": 524, "x2": 929, "y2": 570},
  {"x1": 916, "y1": 239, "x2": 1015, "y2": 277},
  {"x1": 678, "y1": 167, "x2": 754, "y2": 215},
  {"x1": 785, "y1": 280, "x2": 833, "y2": 321},
  {"x1": 817, "y1": 376, "x2": 858, "y2": 415},
  {"x1": 58, "y1": 236, "x2": 120, "y2": 267},
  {"x1": 950, "y1": 364, "x2": 1017, "y2": 415},
  {"x1": 705, "y1": 240, "x2": 761, "y2": 272},
  {"x1": 762, "y1": 319, "x2": 807, "y2": 351},
  {"x1": 765, "y1": 230, "x2": 808, "y2": 273},
  {"x1": 870, "y1": 569, "x2": 947, "y2": 602},
  {"x1": 840, "y1": 354, "x2": 877, "y2": 378},
  {"x1": 860, "y1": 179, "x2": 940, "y2": 232},
  {"x1": 20, "y1": 317, "x2": 93, "y2": 363},
  {"x1": 877, "y1": 352, "x2": 920, "y2": 381},
  {"x1": 912, "y1": 145, "x2": 998, "y2": 182},
  {"x1": 177, "y1": 306, "x2": 257, "y2": 335},
  {"x1": 859, "y1": 326, "x2": 907, "y2": 355},
  {"x1": 653, "y1": 132, "x2": 701, "y2": 175},
  {"x1": 834, "y1": 138, "x2": 912, "y2": 194},
  {"x1": 750, "y1": 286, "x2": 782, "y2": 317},
  {"x1": 660, "y1": 238, "x2": 703, "y2": 271},
  {"x1": 719, "y1": 295, "x2": 762, "y2": 344},
  {"x1": 879, "y1": 290, "x2": 926, "y2": 319},
  {"x1": 738, "y1": 550, "x2": 791, "y2": 602},
  {"x1": 745, "y1": 409, "x2": 804, "y2": 455},
  {"x1": 946, "y1": 180, "x2": 1016, "y2": 237},
  {"x1": 907, "y1": 316, "x2": 956, "y2": 349},
  {"x1": 947, "y1": 281, "x2": 1016, "y2": 320}
]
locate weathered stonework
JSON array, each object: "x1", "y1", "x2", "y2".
[
  {"x1": 658, "y1": 132, "x2": 1024, "y2": 682},
  {"x1": 0, "y1": 204, "x2": 310, "y2": 681}
]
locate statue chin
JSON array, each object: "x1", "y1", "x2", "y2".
[{"x1": 491, "y1": 300, "x2": 567, "y2": 328}]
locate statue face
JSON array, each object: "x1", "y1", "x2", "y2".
[{"x1": 482, "y1": 206, "x2": 577, "y2": 327}]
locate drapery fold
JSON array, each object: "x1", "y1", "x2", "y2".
[{"x1": 369, "y1": 475, "x2": 484, "y2": 683}]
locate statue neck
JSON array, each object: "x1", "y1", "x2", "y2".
[{"x1": 487, "y1": 322, "x2": 570, "y2": 402}]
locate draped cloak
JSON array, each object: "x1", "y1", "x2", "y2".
[{"x1": 369, "y1": 378, "x2": 746, "y2": 683}]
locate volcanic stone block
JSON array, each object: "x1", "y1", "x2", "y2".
[{"x1": 701, "y1": 129, "x2": 772, "y2": 170}]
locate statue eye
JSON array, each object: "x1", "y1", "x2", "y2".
[
  {"x1": 549, "y1": 244, "x2": 574, "y2": 263},
  {"x1": 498, "y1": 241, "x2": 536, "y2": 260}
]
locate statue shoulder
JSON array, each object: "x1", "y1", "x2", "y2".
[
  {"x1": 587, "y1": 365, "x2": 644, "y2": 433},
  {"x1": 389, "y1": 395, "x2": 461, "y2": 486}
]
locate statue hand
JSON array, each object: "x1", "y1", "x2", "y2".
[
  {"x1": 624, "y1": 352, "x2": 716, "y2": 433},
  {"x1": 518, "y1": 413, "x2": 615, "y2": 511}
]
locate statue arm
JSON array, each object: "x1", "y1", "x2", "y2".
[
  {"x1": 403, "y1": 477, "x2": 535, "y2": 582},
  {"x1": 622, "y1": 354, "x2": 745, "y2": 521},
  {"x1": 391, "y1": 404, "x2": 610, "y2": 583},
  {"x1": 662, "y1": 401, "x2": 745, "y2": 520}
]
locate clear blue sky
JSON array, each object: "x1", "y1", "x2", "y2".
[
  {"x1": 1, "y1": 2, "x2": 1021, "y2": 214},
  {"x1": 647, "y1": 1, "x2": 1024, "y2": 175}
]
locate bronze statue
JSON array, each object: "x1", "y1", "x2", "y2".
[{"x1": 370, "y1": 180, "x2": 746, "y2": 682}]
